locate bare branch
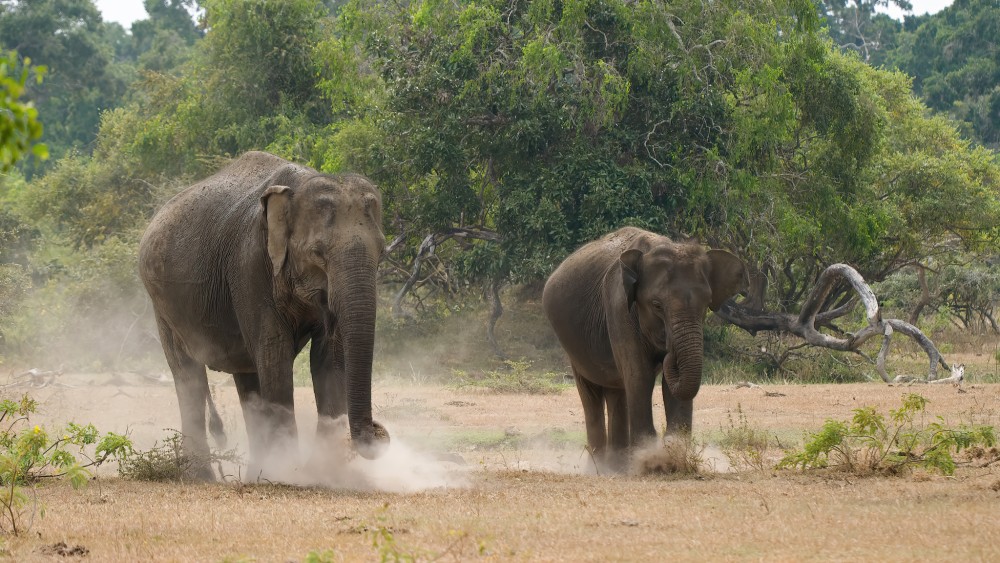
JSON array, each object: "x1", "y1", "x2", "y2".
[
  {"x1": 716, "y1": 263, "x2": 950, "y2": 382},
  {"x1": 389, "y1": 227, "x2": 501, "y2": 319}
]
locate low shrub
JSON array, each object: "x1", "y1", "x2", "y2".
[
  {"x1": 0, "y1": 393, "x2": 132, "y2": 534},
  {"x1": 778, "y1": 393, "x2": 996, "y2": 475}
]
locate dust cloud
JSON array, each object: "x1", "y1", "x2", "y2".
[
  {"x1": 217, "y1": 415, "x2": 468, "y2": 493},
  {"x1": 630, "y1": 436, "x2": 732, "y2": 475}
]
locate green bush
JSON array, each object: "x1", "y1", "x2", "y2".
[
  {"x1": 778, "y1": 394, "x2": 996, "y2": 475},
  {"x1": 0, "y1": 393, "x2": 132, "y2": 535}
]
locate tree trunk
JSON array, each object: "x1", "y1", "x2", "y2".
[
  {"x1": 908, "y1": 264, "x2": 933, "y2": 325},
  {"x1": 485, "y1": 278, "x2": 506, "y2": 359}
]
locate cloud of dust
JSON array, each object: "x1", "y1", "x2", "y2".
[
  {"x1": 229, "y1": 415, "x2": 468, "y2": 493},
  {"x1": 630, "y1": 436, "x2": 732, "y2": 475}
]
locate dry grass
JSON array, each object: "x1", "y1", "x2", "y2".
[
  {"x1": 8, "y1": 466, "x2": 1000, "y2": 561},
  {"x1": 4, "y1": 369, "x2": 1000, "y2": 560}
]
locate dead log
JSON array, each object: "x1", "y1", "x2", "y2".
[
  {"x1": 716, "y1": 263, "x2": 950, "y2": 382},
  {"x1": 928, "y1": 364, "x2": 965, "y2": 385}
]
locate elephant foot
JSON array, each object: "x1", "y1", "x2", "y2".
[
  {"x1": 185, "y1": 459, "x2": 217, "y2": 482},
  {"x1": 353, "y1": 420, "x2": 390, "y2": 460},
  {"x1": 583, "y1": 446, "x2": 628, "y2": 475}
]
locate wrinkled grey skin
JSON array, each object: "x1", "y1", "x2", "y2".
[
  {"x1": 542, "y1": 227, "x2": 745, "y2": 470},
  {"x1": 139, "y1": 151, "x2": 389, "y2": 479}
]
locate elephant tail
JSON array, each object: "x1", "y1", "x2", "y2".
[{"x1": 207, "y1": 390, "x2": 226, "y2": 448}]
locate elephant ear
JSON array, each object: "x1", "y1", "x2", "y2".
[
  {"x1": 707, "y1": 249, "x2": 747, "y2": 311},
  {"x1": 619, "y1": 249, "x2": 644, "y2": 308},
  {"x1": 260, "y1": 185, "x2": 293, "y2": 276}
]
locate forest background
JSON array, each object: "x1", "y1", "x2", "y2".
[{"x1": 1, "y1": 0, "x2": 999, "y2": 383}]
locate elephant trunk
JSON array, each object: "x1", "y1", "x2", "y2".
[
  {"x1": 335, "y1": 240, "x2": 390, "y2": 460},
  {"x1": 663, "y1": 320, "x2": 704, "y2": 402}
]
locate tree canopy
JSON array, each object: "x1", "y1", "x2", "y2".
[
  {"x1": 0, "y1": 0, "x2": 998, "y2": 368},
  {"x1": 0, "y1": 50, "x2": 47, "y2": 171}
]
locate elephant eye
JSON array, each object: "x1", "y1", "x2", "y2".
[{"x1": 651, "y1": 300, "x2": 664, "y2": 310}]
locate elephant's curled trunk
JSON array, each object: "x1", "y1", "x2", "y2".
[{"x1": 663, "y1": 322, "x2": 704, "y2": 402}]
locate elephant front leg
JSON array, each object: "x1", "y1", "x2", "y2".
[
  {"x1": 311, "y1": 328, "x2": 347, "y2": 422},
  {"x1": 246, "y1": 339, "x2": 300, "y2": 477},
  {"x1": 233, "y1": 372, "x2": 269, "y2": 479},
  {"x1": 662, "y1": 379, "x2": 694, "y2": 436},
  {"x1": 308, "y1": 329, "x2": 350, "y2": 467},
  {"x1": 623, "y1": 368, "x2": 657, "y2": 448}
]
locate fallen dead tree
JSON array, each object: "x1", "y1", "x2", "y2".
[{"x1": 716, "y1": 263, "x2": 951, "y2": 382}]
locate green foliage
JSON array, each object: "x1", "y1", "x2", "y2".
[
  {"x1": 0, "y1": 393, "x2": 132, "y2": 535},
  {"x1": 882, "y1": 0, "x2": 1000, "y2": 148},
  {"x1": 0, "y1": 0, "x2": 128, "y2": 169},
  {"x1": 876, "y1": 260, "x2": 1000, "y2": 331},
  {"x1": 343, "y1": 0, "x2": 1000, "y2": 300},
  {"x1": 819, "y1": 0, "x2": 909, "y2": 63},
  {"x1": 20, "y1": 150, "x2": 153, "y2": 249},
  {"x1": 128, "y1": 0, "x2": 202, "y2": 72},
  {"x1": 0, "y1": 264, "x2": 30, "y2": 321},
  {"x1": 454, "y1": 359, "x2": 569, "y2": 395},
  {"x1": 0, "y1": 51, "x2": 47, "y2": 171},
  {"x1": 2, "y1": 0, "x2": 998, "y2": 370},
  {"x1": 778, "y1": 393, "x2": 997, "y2": 475},
  {"x1": 303, "y1": 549, "x2": 338, "y2": 563}
]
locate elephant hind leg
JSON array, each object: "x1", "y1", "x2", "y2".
[
  {"x1": 573, "y1": 368, "x2": 607, "y2": 462},
  {"x1": 207, "y1": 390, "x2": 226, "y2": 448},
  {"x1": 154, "y1": 316, "x2": 215, "y2": 480}
]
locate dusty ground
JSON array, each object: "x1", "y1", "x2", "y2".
[{"x1": 3, "y1": 371, "x2": 1000, "y2": 561}]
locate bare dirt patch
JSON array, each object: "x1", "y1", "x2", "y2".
[{"x1": 4, "y1": 374, "x2": 1000, "y2": 561}]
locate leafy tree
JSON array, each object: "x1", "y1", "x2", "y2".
[
  {"x1": 0, "y1": 49, "x2": 45, "y2": 360},
  {"x1": 817, "y1": 0, "x2": 909, "y2": 62},
  {"x1": 0, "y1": 50, "x2": 47, "y2": 170},
  {"x1": 103, "y1": 0, "x2": 337, "y2": 177},
  {"x1": 883, "y1": 0, "x2": 1000, "y2": 148},
  {"x1": 877, "y1": 258, "x2": 1000, "y2": 332},
  {"x1": 117, "y1": 0, "x2": 202, "y2": 73},
  {"x1": 0, "y1": 0, "x2": 128, "y2": 168},
  {"x1": 339, "y1": 0, "x2": 1000, "y2": 312}
]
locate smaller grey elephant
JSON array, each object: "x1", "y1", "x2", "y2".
[{"x1": 543, "y1": 227, "x2": 745, "y2": 469}]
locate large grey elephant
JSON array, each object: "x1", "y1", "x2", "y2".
[
  {"x1": 139, "y1": 151, "x2": 389, "y2": 479},
  {"x1": 542, "y1": 227, "x2": 745, "y2": 469}
]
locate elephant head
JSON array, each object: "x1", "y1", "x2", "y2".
[
  {"x1": 260, "y1": 174, "x2": 390, "y2": 459},
  {"x1": 620, "y1": 243, "x2": 745, "y2": 402}
]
